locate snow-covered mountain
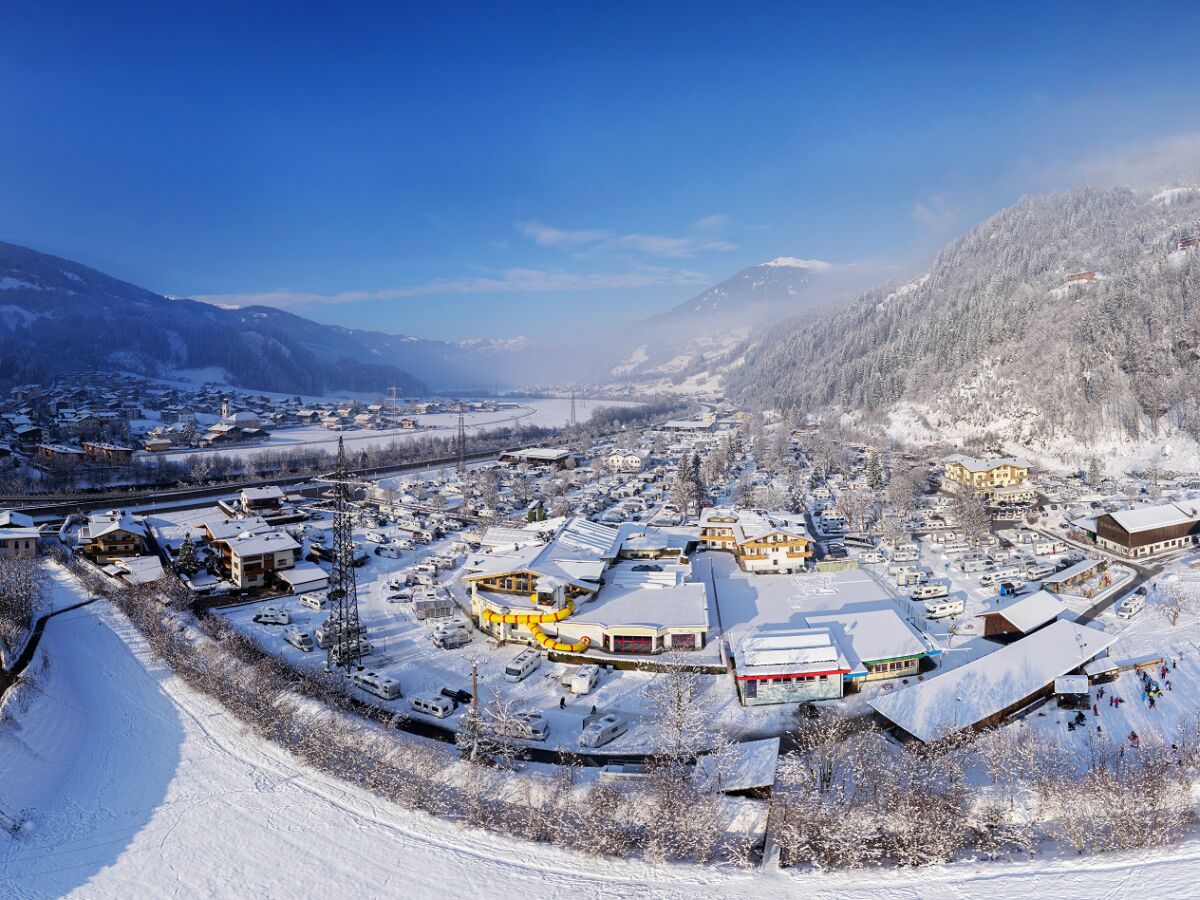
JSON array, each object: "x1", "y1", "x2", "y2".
[
  {"x1": 0, "y1": 241, "x2": 533, "y2": 394},
  {"x1": 656, "y1": 257, "x2": 832, "y2": 319},
  {"x1": 608, "y1": 257, "x2": 854, "y2": 387},
  {"x1": 727, "y1": 183, "x2": 1200, "y2": 456}
]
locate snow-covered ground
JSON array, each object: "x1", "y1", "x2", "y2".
[
  {"x1": 16, "y1": 567, "x2": 1200, "y2": 896},
  {"x1": 164, "y1": 397, "x2": 637, "y2": 465}
]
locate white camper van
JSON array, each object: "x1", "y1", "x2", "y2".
[
  {"x1": 910, "y1": 582, "x2": 949, "y2": 601},
  {"x1": 284, "y1": 625, "x2": 315, "y2": 652},
  {"x1": 409, "y1": 694, "x2": 455, "y2": 719},
  {"x1": 579, "y1": 714, "x2": 628, "y2": 748},
  {"x1": 253, "y1": 606, "x2": 289, "y2": 626},
  {"x1": 504, "y1": 648, "x2": 542, "y2": 683},
  {"x1": 925, "y1": 597, "x2": 965, "y2": 619}
]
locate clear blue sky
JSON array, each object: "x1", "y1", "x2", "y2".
[{"x1": 2, "y1": 2, "x2": 1199, "y2": 341}]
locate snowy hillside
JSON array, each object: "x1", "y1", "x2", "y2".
[{"x1": 728, "y1": 183, "x2": 1200, "y2": 456}]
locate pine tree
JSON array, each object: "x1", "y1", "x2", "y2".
[
  {"x1": 1087, "y1": 457, "x2": 1102, "y2": 485},
  {"x1": 866, "y1": 453, "x2": 885, "y2": 491},
  {"x1": 175, "y1": 532, "x2": 200, "y2": 575}
]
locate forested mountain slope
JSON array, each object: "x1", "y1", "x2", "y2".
[{"x1": 728, "y1": 185, "x2": 1200, "y2": 448}]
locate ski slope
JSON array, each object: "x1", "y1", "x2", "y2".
[{"x1": 8, "y1": 574, "x2": 1200, "y2": 898}]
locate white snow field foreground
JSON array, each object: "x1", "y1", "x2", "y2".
[{"x1": 8, "y1": 577, "x2": 1200, "y2": 898}]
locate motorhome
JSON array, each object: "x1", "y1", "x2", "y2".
[
  {"x1": 981, "y1": 565, "x2": 1023, "y2": 588},
  {"x1": 960, "y1": 558, "x2": 990, "y2": 573},
  {"x1": 1035, "y1": 540, "x2": 1067, "y2": 556},
  {"x1": 315, "y1": 621, "x2": 368, "y2": 649},
  {"x1": 375, "y1": 544, "x2": 405, "y2": 559},
  {"x1": 910, "y1": 582, "x2": 949, "y2": 600},
  {"x1": 925, "y1": 597, "x2": 965, "y2": 619},
  {"x1": 365, "y1": 531, "x2": 387, "y2": 544},
  {"x1": 284, "y1": 625, "x2": 315, "y2": 651},
  {"x1": 353, "y1": 670, "x2": 402, "y2": 701},
  {"x1": 891, "y1": 548, "x2": 920, "y2": 563},
  {"x1": 253, "y1": 606, "x2": 289, "y2": 626},
  {"x1": 897, "y1": 569, "x2": 929, "y2": 587},
  {"x1": 942, "y1": 541, "x2": 969, "y2": 556},
  {"x1": 1116, "y1": 595, "x2": 1145, "y2": 619},
  {"x1": 504, "y1": 648, "x2": 542, "y2": 683}
]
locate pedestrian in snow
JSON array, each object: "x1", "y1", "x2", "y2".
[
  {"x1": 1168, "y1": 681, "x2": 1172, "y2": 691},
  {"x1": 590, "y1": 704, "x2": 597, "y2": 715},
  {"x1": 559, "y1": 696, "x2": 566, "y2": 710},
  {"x1": 1093, "y1": 703, "x2": 1099, "y2": 716}
]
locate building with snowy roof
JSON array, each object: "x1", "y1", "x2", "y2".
[
  {"x1": 80, "y1": 510, "x2": 147, "y2": 563},
  {"x1": 977, "y1": 589, "x2": 1069, "y2": 642},
  {"x1": 1094, "y1": 502, "x2": 1200, "y2": 558},
  {"x1": 698, "y1": 507, "x2": 812, "y2": 574},
  {"x1": 735, "y1": 627, "x2": 857, "y2": 705},
  {"x1": 466, "y1": 517, "x2": 711, "y2": 657},
  {"x1": 869, "y1": 619, "x2": 1116, "y2": 743},
  {"x1": 942, "y1": 454, "x2": 1031, "y2": 498},
  {"x1": 805, "y1": 607, "x2": 934, "y2": 682}
]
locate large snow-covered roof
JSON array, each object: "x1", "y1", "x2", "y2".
[
  {"x1": 738, "y1": 627, "x2": 856, "y2": 678},
  {"x1": 570, "y1": 581, "x2": 709, "y2": 630},
  {"x1": 0, "y1": 509, "x2": 35, "y2": 528},
  {"x1": 226, "y1": 531, "x2": 299, "y2": 558},
  {"x1": 698, "y1": 507, "x2": 809, "y2": 544},
  {"x1": 1107, "y1": 502, "x2": 1200, "y2": 534},
  {"x1": 805, "y1": 607, "x2": 930, "y2": 664},
  {"x1": 1044, "y1": 557, "x2": 1105, "y2": 585},
  {"x1": 869, "y1": 620, "x2": 1116, "y2": 742},
  {"x1": 465, "y1": 517, "x2": 618, "y2": 590},
  {"x1": 978, "y1": 589, "x2": 1068, "y2": 634},
  {"x1": 944, "y1": 453, "x2": 1030, "y2": 473}
]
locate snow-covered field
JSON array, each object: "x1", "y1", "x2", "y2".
[
  {"x1": 164, "y1": 397, "x2": 637, "y2": 465},
  {"x1": 15, "y1": 567, "x2": 1200, "y2": 896}
]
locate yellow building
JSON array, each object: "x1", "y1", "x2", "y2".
[
  {"x1": 942, "y1": 455, "x2": 1030, "y2": 496},
  {"x1": 698, "y1": 507, "x2": 813, "y2": 574}
]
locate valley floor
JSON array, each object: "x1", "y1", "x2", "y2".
[{"x1": 7, "y1": 570, "x2": 1200, "y2": 899}]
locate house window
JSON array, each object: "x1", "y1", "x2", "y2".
[
  {"x1": 671, "y1": 633, "x2": 697, "y2": 650},
  {"x1": 612, "y1": 635, "x2": 653, "y2": 654},
  {"x1": 743, "y1": 679, "x2": 757, "y2": 699}
]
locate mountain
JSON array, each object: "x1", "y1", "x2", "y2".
[
  {"x1": 0, "y1": 241, "x2": 535, "y2": 394},
  {"x1": 609, "y1": 257, "x2": 851, "y2": 386},
  {"x1": 726, "y1": 183, "x2": 1200, "y2": 455},
  {"x1": 654, "y1": 257, "x2": 832, "y2": 320}
]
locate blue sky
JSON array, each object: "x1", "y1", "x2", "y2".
[{"x1": 2, "y1": 2, "x2": 1200, "y2": 341}]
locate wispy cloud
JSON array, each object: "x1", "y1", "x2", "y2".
[
  {"x1": 515, "y1": 215, "x2": 738, "y2": 259},
  {"x1": 910, "y1": 192, "x2": 958, "y2": 229},
  {"x1": 516, "y1": 221, "x2": 613, "y2": 247},
  {"x1": 194, "y1": 265, "x2": 710, "y2": 311}
]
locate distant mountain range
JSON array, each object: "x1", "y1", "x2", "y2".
[
  {"x1": 0, "y1": 241, "x2": 534, "y2": 395},
  {"x1": 609, "y1": 256, "x2": 864, "y2": 385}
]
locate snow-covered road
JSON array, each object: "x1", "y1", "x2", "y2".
[{"x1": 8, "y1": 574, "x2": 1200, "y2": 898}]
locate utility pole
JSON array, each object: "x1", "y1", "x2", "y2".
[
  {"x1": 569, "y1": 390, "x2": 577, "y2": 428},
  {"x1": 326, "y1": 436, "x2": 366, "y2": 673},
  {"x1": 471, "y1": 660, "x2": 479, "y2": 711},
  {"x1": 389, "y1": 385, "x2": 400, "y2": 454},
  {"x1": 456, "y1": 401, "x2": 467, "y2": 476}
]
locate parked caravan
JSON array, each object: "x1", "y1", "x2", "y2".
[
  {"x1": 569, "y1": 664, "x2": 601, "y2": 696},
  {"x1": 353, "y1": 670, "x2": 402, "y2": 701},
  {"x1": 328, "y1": 639, "x2": 373, "y2": 666},
  {"x1": 960, "y1": 558, "x2": 990, "y2": 573},
  {"x1": 315, "y1": 621, "x2": 368, "y2": 649},
  {"x1": 409, "y1": 694, "x2": 455, "y2": 719},
  {"x1": 1035, "y1": 540, "x2": 1067, "y2": 556},
  {"x1": 490, "y1": 711, "x2": 550, "y2": 742},
  {"x1": 299, "y1": 592, "x2": 327, "y2": 611},
  {"x1": 375, "y1": 544, "x2": 405, "y2": 559},
  {"x1": 579, "y1": 714, "x2": 629, "y2": 748}
]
